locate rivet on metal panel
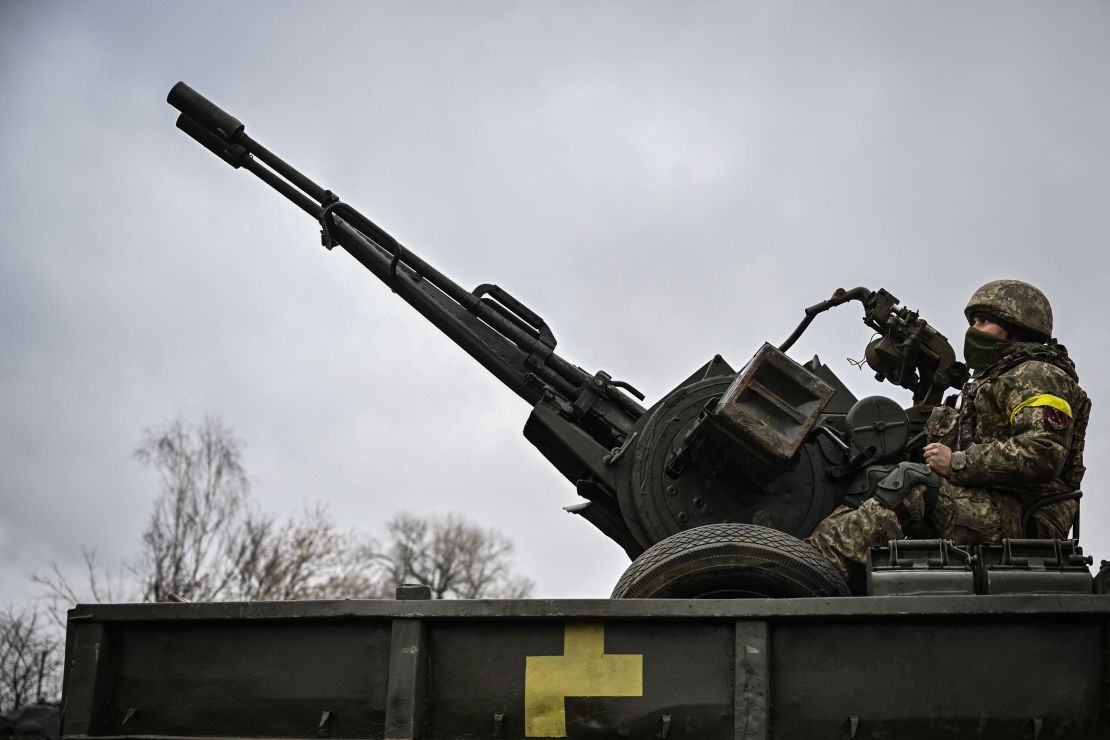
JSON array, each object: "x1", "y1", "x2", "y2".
[
  {"x1": 395, "y1": 583, "x2": 432, "y2": 600},
  {"x1": 490, "y1": 712, "x2": 504, "y2": 738},
  {"x1": 1031, "y1": 716, "x2": 1043, "y2": 740},
  {"x1": 121, "y1": 708, "x2": 138, "y2": 726},
  {"x1": 317, "y1": 709, "x2": 332, "y2": 736},
  {"x1": 846, "y1": 714, "x2": 859, "y2": 739},
  {"x1": 655, "y1": 713, "x2": 672, "y2": 738}
]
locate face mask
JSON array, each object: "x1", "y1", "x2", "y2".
[{"x1": 963, "y1": 327, "x2": 1005, "y2": 370}]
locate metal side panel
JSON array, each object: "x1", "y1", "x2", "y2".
[
  {"x1": 770, "y1": 616, "x2": 1108, "y2": 739},
  {"x1": 62, "y1": 597, "x2": 1110, "y2": 740},
  {"x1": 422, "y1": 619, "x2": 733, "y2": 739},
  {"x1": 61, "y1": 621, "x2": 111, "y2": 737},
  {"x1": 91, "y1": 620, "x2": 392, "y2": 738}
]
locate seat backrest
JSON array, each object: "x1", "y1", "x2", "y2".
[{"x1": 1022, "y1": 490, "x2": 1083, "y2": 539}]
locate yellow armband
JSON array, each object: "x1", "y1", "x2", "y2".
[{"x1": 1009, "y1": 394, "x2": 1073, "y2": 424}]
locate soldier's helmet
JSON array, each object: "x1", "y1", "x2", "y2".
[{"x1": 964, "y1": 279, "x2": 1053, "y2": 341}]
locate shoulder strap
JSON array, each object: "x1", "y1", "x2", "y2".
[{"x1": 1062, "y1": 391, "x2": 1091, "y2": 490}]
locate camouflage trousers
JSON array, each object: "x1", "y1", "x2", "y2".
[{"x1": 804, "y1": 481, "x2": 1024, "y2": 576}]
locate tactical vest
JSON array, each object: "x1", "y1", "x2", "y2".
[{"x1": 957, "y1": 341, "x2": 1090, "y2": 511}]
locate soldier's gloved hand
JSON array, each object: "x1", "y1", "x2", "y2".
[{"x1": 923, "y1": 442, "x2": 952, "y2": 478}]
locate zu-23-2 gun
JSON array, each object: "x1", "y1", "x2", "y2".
[{"x1": 168, "y1": 82, "x2": 971, "y2": 596}]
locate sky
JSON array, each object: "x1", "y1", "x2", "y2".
[{"x1": 1, "y1": 1, "x2": 1108, "y2": 608}]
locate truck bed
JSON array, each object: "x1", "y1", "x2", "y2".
[{"x1": 63, "y1": 595, "x2": 1110, "y2": 740}]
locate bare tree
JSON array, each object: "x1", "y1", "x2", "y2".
[
  {"x1": 0, "y1": 608, "x2": 61, "y2": 712},
  {"x1": 33, "y1": 547, "x2": 136, "y2": 628},
  {"x1": 373, "y1": 512, "x2": 533, "y2": 599},
  {"x1": 227, "y1": 504, "x2": 378, "y2": 600},
  {"x1": 133, "y1": 417, "x2": 250, "y2": 602},
  {"x1": 38, "y1": 418, "x2": 381, "y2": 606},
  {"x1": 37, "y1": 419, "x2": 533, "y2": 610}
]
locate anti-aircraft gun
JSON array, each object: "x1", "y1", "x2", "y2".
[
  {"x1": 49, "y1": 84, "x2": 1110, "y2": 740},
  {"x1": 166, "y1": 82, "x2": 1088, "y2": 599}
]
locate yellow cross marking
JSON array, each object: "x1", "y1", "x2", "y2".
[{"x1": 524, "y1": 622, "x2": 643, "y2": 737}]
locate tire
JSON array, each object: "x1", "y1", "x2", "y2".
[{"x1": 610, "y1": 523, "x2": 849, "y2": 598}]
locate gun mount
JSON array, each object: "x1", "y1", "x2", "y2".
[{"x1": 168, "y1": 83, "x2": 977, "y2": 587}]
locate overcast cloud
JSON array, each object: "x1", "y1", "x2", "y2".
[{"x1": 1, "y1": 1, "x2": 1108, "y2": 606}]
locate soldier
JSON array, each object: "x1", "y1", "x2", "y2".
[{"x1": 806, "y1": 280, "x2": 1091, "y2": 576}]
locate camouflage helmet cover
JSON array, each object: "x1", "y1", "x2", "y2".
[{"x1": 964, "y1": 279, "x2": 1053, "y2": 341}]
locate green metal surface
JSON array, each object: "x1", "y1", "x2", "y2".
[{"x1": 63, "y1": 597, "x2": 1110, "y2": 740}]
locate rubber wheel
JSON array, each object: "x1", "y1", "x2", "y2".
[{"x1": 611, "y1": 523, "x2": 849, "y2": 598}]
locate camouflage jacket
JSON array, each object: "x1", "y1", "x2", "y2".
[{"x1": 926, "y1": 341, "x2": 1090, "y2": 538}]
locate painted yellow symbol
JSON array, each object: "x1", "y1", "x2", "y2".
[{"x1": 524, "y1": 621, "x2": 643, "y2": 737}]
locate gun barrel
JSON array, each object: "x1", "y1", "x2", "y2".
[
  {"x1": 168, "y1": 82, "x2": 243, "y2": 141},
  {"x1": 175, "y1": 114, "x2": 250, "y2": 169},
  {"x1": 168, "y1": 83, "x2": 644, "y2": 435}
]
